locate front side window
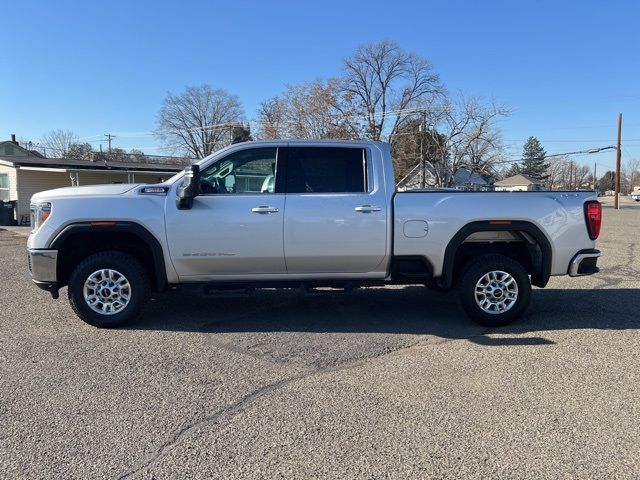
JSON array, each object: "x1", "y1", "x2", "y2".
[
  {"x1": 286, "y1": 147, "x2": 366, "y2": 194},
  {"x1": 0, "y1": 174, "x2": 9, "y2": 201},
  {"x1": 200, "y1": 147, "x2": 278, "y2": 194}
]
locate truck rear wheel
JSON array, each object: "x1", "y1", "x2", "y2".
[
  {"x1": 68, "y1": 251, "x2": 150, "y2": 328},
  {"x1": 458, "y1": 254, "x2": 531, "y2": 327}
]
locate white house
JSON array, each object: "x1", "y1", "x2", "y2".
[
  {"x1": 0, "y1": 137, "x2": 188, "y2": 225},
  {"x1": 493, "y1": 174, "x2": 545, "y2": 192}
]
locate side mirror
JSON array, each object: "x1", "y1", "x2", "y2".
[{"x1": 176, "y1": 165, "x2": 201, "y2": 210}]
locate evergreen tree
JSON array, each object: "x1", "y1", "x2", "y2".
[
  {"x1": 505, "y1": 163, "x2": 520, "y2": 177},
  {"x1": 520, "y1": 136, "x2": 549, "y2": 181},
  {"x1": 598, "y1": 171, "x2": 615, "y2": 193}
]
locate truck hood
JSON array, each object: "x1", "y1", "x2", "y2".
[{"x1": 31, "y1": 184, "x2": 138, "y2": 202}]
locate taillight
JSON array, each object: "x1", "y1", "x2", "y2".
[{"x1": 584, "y1": 201, "x2": 602, "y2": 240}]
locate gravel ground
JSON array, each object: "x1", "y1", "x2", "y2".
[{"x1": 0, "y1": 197, "x2": 638, "y2": 479}]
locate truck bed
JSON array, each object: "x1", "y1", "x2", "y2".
[{"x1": 393, "y1": 190, "x2": 598, "y2": 278}]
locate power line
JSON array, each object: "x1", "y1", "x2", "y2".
[{"x1": 491, "y1": 146, "x2": 616, "y2": 166}]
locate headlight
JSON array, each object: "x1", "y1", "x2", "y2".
[{"x1": 30, "y1": 202, "x2": 51, "y2": 231}]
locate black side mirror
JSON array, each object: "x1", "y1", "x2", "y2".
[{"x1": 176, "y1": 165, "x2": 201, "y2": 210}]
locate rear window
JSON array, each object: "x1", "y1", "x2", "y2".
[{"x1": 286, "y1": 147, "x2": 366, "y2": 194}]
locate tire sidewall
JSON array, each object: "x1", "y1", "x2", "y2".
[
  {"x1": 459, "y1": 255, "x2": 531, "y2": 327},
  {"x1": 68, "y1": 252, "x2": 149, "y2": 328}
]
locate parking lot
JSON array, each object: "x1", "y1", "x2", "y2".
[{"x1": 1, "y1": 197, "x2": 639, "y2": 479}]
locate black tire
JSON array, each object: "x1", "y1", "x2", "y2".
[
  {"x1": 68, "y1": 251, "x2": 150, "y2": 328},
  {"x1": 457, "y1": 254, "x2": 531, "y2": 327}
]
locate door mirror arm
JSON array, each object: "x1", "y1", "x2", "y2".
[{"x1": 176, "y1": 165, "x2": 201, "y2": 210}]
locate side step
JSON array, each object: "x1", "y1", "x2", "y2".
[
  {"x1": 203, "y1": 284, "x2": 254, "y2": 296},
  {"x1": 302, "y1": 284, "x2": 357, "y2": 296}
]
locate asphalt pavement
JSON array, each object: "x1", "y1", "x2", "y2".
[{"x1": 1, "y1": 197, "x2": 638, "y2": 479}]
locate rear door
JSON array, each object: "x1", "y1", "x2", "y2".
[{"x1": 282, "y1": 146, "x2": 388, "y2": 275}]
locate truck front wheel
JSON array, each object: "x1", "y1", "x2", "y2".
[
  {"x1": 458, "y1": 254, "x2": 531, "y2": 327},
  {"x1": 68, "y1": 251, "x2": 150, "y2": 328}
]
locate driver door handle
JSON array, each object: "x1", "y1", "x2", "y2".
[
  {"x1": 251, "y1": 205, "x2": 279, "y2": 214},
  {"x1": 354, "y1": 205, "x2": 381, "y2": 213}
]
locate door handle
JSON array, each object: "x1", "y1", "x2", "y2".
[
  {"x1": 251, "y1": 206, "x2": 279, "y2": 214},
  {"x1": 354, "y1": 205, "x2": 382, "y2": 213}
]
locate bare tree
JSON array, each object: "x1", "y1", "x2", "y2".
[
  {"x1": 64, "y1": 142, "x2": 93, "y2": 160},
  {"x1": 623, "y1": 157, "x2": 640, "y2": 193},
  {"x1": 340, "y1": 40, "x2": 445, "y2": 141},
  {"x1": 40, "y1": 129, "x2": 79, "y2": 157},
  {"x1": 256, "y1": 79, "x2": 357, "y2": 140},
  {"x1": 546, "y1": 158, "x2": 593, "y2": 190},
  {"x1": 256, "y1": 97, "x2": 286, "y2": 140},
  {"x1": 424, "y1": 97, "x2": 510, "y2": 187},
  {"x1": 575, "y1": 164, "x2": 591, "y2": 189},
  {"x1": 128, "y1": 149, "x2": 146, "y2": 162},
  {"x1": 546, "y1": 156, "x2": 567, "y2": 189},
  {"x1": 155, "y1": 85, "x2": 244, "y2": 158}
]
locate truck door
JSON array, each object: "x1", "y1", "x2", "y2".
[
  {"x1": 165, "y1": 146, "x2": 286, "y2": 278},
  {"x1": 283, "y1": 146, "x2": 388, "y2": 275}
]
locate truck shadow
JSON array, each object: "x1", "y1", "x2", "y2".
[{"x1": 133, "y1": 286, "x2": 639, "y2": 346}]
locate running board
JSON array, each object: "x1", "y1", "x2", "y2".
[
  {"x1": 303, "y1": 284, "x2": 357, "y2": 296},
  {"x1": 202, "y1": 284, "x2": 254, "y2": 296}
]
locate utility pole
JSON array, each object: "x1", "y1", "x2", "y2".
[
  {"x1": 614, "y1": 113, "x2": 622, "y2": 209},
  {"x1": 419, "y1": 110, "x2": 426, "y2": 188},
  {"x1": 593, "y1": 162, "x2": 597, "y2": 191},
  {"x1": 104, "y1": 133, "x2": 115, "y2": 153},
  {"x1": 569, "y1": 161, "x2": 573, "y2": 190}
]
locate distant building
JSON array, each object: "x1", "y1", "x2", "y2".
[
  {"x1": 397, "y1": 164, "x2": 490, "y2": 191},
  {"x1": 0, "y1": 135, "x2": 189, "y2": 225},
  {"x1": 493, "y1": 174, "x2": 545, "y2": 192},
  {"x1": 452, "y1": 168, "x2": 492, "y2": 191},
  {"x1": 0, "y1": 135, "x2": 46, "y2": 158}
]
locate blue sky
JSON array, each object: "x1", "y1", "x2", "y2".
[{"x1": 1, "y1": 0, "x2": 638, "y2": 172}]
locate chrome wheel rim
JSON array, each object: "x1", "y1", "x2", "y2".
[
  {"x1": 474, "y1": 270, "x2": 518, "y2": 315},
  {"x1": 83, "y1": 269, "x2": 131, "y2": 315}
]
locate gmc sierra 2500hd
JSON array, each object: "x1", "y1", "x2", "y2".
[{"x1": 27, "y1": 140, "x2": 602, "y2": 328}]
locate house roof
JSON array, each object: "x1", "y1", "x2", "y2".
[
  {"x1": 398, "y1": 165, "x2": 489, "y2": 189},
  {"x1": 494, "y1": 173, "x2": 543, "y2": 186},
  {"x1": 453, "y1": 168, "x2": 489, "y2": 186},
  {"x1": 0, "y1": 155, "x2": 190, "y2": 172},
  {"x1": 0, "y1": 141, "x2": 46, "y2": 158}
]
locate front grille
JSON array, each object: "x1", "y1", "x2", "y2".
[{"x1": 27, "y1": 252, "x2": 33, "y2": 275}]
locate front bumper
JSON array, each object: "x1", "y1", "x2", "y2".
[
  {"x1": 27, "y1": 249, "x2": 59, "y2": 296},
  {"x1": 568, "y1": 249, "x2": 600, "y2": 276}
]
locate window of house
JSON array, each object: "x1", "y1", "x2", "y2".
[
  {"x1": 0, "y1": 174, "x2": 9, "y2": 201},
  {"x1": 200, "y1": 147, "x2": 278, "y2": 194},
  {"x1": 286, "y1": 147, "x2": 367, "y2": 194}
]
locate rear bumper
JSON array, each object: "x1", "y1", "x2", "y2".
[{"x1": 568, "y1": 249, "x2": 600, "y2": 276}]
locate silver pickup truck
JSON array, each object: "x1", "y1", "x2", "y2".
[{"x1": 27, "y1": 140, "x2": 602, "y2": 328}]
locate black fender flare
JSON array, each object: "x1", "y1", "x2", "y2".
[
  {"x1": 49, "y1": 221, "x2": 168, "y2": 291},
  {"x1": 440, "y1": 220, "x2": 552, "y2": 289}
]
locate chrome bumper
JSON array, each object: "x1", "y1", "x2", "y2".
[
  {"x1": 27, "y1": 249, "x2": 58, "y2": 282},
  {"x1": 568, "y1": 249, "x2": 600, "y2": 277}
]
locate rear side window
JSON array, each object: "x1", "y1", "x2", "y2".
[{"x1": 286, "y1": 147, "x2": 366, "y2": 193}]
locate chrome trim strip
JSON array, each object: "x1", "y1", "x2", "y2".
[
  {"x1": 27, "y1": 249, "x2": 58, "y2": 282},
  {"x1": 569, "y1": 251, "x2": 600, "y2": 276}
]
